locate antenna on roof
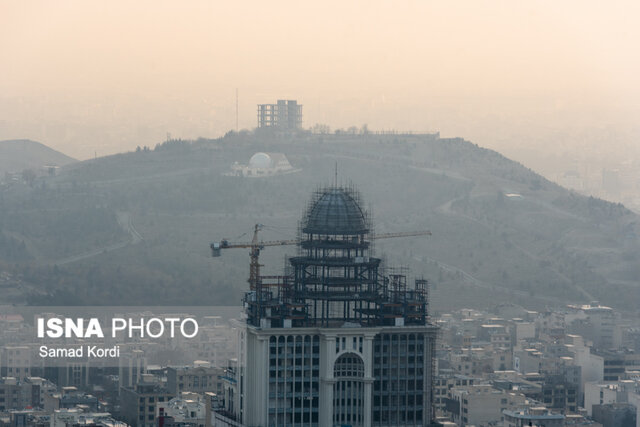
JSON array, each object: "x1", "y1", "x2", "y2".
[{"x1": 334, "y1": 161, "x2": 338, "y2": 187}]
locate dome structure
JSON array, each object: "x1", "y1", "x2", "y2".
[
  {"x1": 249, "y1": 152, "x2": 273, "y2": 169},
  {"x1": 302, "y1": 187, "x2": 368, "y2": 235}
]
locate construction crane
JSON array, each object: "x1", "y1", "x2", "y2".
[
  {"x1": 210, "y1": 224, "x2": 297, "y2": 290},
  {"x1": 210, "y1": 224, "x2": 431, "y2": 290}
]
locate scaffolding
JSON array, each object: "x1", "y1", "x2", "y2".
[{"x1": 241, "y1": 185, "x2": 431, "y2": 329}]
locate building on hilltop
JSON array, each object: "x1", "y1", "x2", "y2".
[
  {"x1": 229, "y1": 152, "x2": 299, "y2": 178},
  {"x1": 257, "y1": 100, "x2": 302, "y2": 130}
]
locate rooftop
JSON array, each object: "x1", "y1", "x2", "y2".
[{"x1": 503, "y1": 408, "x2": 565, "y2": 420}]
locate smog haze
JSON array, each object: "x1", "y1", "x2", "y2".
[{"x1": 2, "y1": 1, "x2": 639, "y2": 163}]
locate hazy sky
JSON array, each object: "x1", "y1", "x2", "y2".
[{"x1": 1, "y1": 1, "x2": 639, "y2": 160}]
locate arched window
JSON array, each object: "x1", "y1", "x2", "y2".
[{"x1": 333, "y1": 353, "x2": 365, "y2": 426}]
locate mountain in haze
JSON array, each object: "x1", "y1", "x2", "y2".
[
  {"x1": 0, "y1": 139, "x2": 76, "y2": 175},
  {"x1": 0, "y1": 130, "x2": 638, "y2": 312}
]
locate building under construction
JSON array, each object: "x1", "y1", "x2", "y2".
[
  {"x1": 257, "y1": 99, "x2": 302, "y2": 130},
  {"x1": 218, "y1": 185, "x2": 437, "y2": 427}
]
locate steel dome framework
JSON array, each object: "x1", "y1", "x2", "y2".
[{"x1": 242, "y1": 185, "x2": 430, "y2": 329}]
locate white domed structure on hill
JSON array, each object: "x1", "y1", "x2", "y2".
[
  {"x1": 230, "y1": 151, "x2": 299, "y2": 177},
  {"x1": 248, "y1": 152, "x2": 272, "y2": 169}
]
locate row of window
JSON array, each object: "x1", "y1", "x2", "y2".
[
  {"x1": 268, "y1": 412, "x2": 319, "y2": 424},
  {"x1": 270, "y1": 346, "x2": 321, "y2": 356},
  {"x1": 373, "y1": 409, "x2": 423, "y2": 424},
  {"x1": 336, "y1": 336, "x2": 364, "y2": 353},
  {"x1": 268, "y1": 374, "x2": 318, "y2": 383},
  {"x1": 373, "y1": 380, "x2": 424, "y2": 392},
  {"x1": 269, "y1": 336, "x2": 321, "y2": 344},
  {"x1": 269, "y1": 355, "x2": 320, "y2": 364},
  {"x1": 138, "y1": 396, "x2": 166, "y2": 403}
]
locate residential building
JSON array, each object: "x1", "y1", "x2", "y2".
[
  {"x1": 445, "y1": 384, "x2": 528, "y2": 426},
  {"x1": 120, "y1": 375, "x2": 174, "y2": 427}
]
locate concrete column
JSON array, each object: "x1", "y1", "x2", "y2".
[
  {"x1": 363, "y1": 379, "x2": 373, "y2": 427},
  {"x1": 319, "y1": 334, "x2": 336, "y2": 427},
  {"x1": 363, "y1": 334, "x2": 376, "y2": 426},
  {"x1": 244, "y1": 332, "x2": 270, "y2": 427},
  {"x1": 257, "y1": 335, "x2": 269, "y2": 426}
]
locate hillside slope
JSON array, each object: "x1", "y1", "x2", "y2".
[
  {"x1": 0, "y1": 139, "x2": 76, "y2": 175},
  {"x1": 0, "y1": 131, "x2": 638, "y2": 311}
]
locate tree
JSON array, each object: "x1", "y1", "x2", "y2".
[{"x1": 311, "y1": 123, "x2": 331, "y2": 134}]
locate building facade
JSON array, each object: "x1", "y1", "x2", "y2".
[
  {"x1": 167, "y1": 365, "x2": 224, "y2": 396},
  {"x1": 444, "y1": 384, "x2": 528, "y2": 427},
  {"x1": 119, "y1": 375, "x2": 174, "y2": 427},
  {"x1": 0, "y1": 377, "x2": 40, "y2": 411}
]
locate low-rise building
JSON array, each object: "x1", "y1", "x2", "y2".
[
  {"x1": 433, "y1": 372, "x2": 476, "y2": 415},
  {"x1": 0, "y1": 377, "x2": 40, "y2": 411},
  {"x1": 166, "y1": 364, "x2": 223, "y2": 397},
  {"x1": 119, "y1": 375, "x2": 174, "y2": 427},
  {"x1": 584, "y1": 380, "x2": 640, "y2": 417},
  {"x1": 445, "y1": 384, "x2": 528, "y2": 426},
  {"x1": 503, "y1": 407, "x2": 565, "y2": 427},
  {"x1": 2, "y1": 346, "x2": 31, "y2": 380},
  {"x1": 592, "y1": 403, "x2": 636, "y2": 427},
  {"x1": 157, "y1": 392, "x2": 206, "y2": 427}
]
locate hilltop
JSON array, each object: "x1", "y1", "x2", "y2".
[
  {"x1": 0, "y1": 130, "x2": 638, "y2": 312},
  {"x1": 0, "y1": 139, "x2": 76, "y2": 175}
]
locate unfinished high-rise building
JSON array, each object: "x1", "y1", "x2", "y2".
[
  {"x1": 215, "y1": 185, "x2": 438, "y2": 427},
  {"x1": 257, "y1": 99, "x2": 302, "y2": 130}
]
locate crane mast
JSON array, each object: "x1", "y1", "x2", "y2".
[{"x1": 248, "y1": 224, "x2": 262, "y2": 291}]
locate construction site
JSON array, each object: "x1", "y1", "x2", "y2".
[
  {"x1": 211, "y1": 185, "x2": 433, "y2": 329},
  {"x1": 211, "y1": 183, "x2": 438, "y2": 426}
]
